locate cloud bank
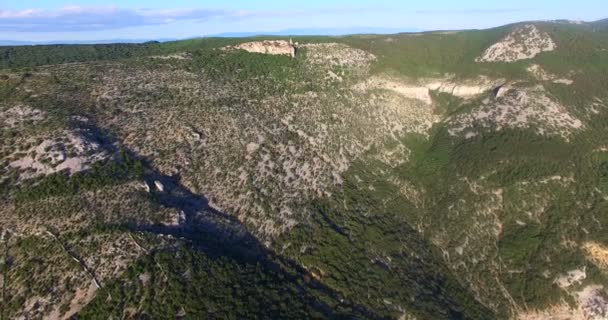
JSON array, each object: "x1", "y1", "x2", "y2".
[
  {"x1": 414, "y1": 8, "x2": 535, "y2": 14},
  {"x1": 0, "y1": 5, "x2": 537, "y2": 33},
  {"x1": 0, "y1": 6, "x2": 238, "y2": 32}
]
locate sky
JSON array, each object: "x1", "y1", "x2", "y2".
[{"x1": 0, "y1": 0, "x2": 606, "y2": 42}]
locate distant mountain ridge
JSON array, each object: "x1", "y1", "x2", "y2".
[
  {"x1": 3, "y1": 19, "x2": 608, "y2": 46},
  {"x1": 0, "y1": 38, "x2": 177, "y2": 46},
  {"x1": 0, "y1": 27, "x2": 419, "y2": 46},
  {"x1": 211, "y1": 27, "x2": 420, "y2": 38}
]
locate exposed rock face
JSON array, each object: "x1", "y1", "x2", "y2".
[
  {"x1": 354, "y1": 76, "x2": 504, "y2": 104},
  {"x1": 424, "y1": 77, "x2": 505, "y2": 98},
  {"x1": 527, "y1": 64, "x2": 573, "y2": 84},
  {"x1": 154, "y1": 180, "x2": 164, "y2": 192},
  {"x1": 354, "y1": 77, "x2": 433, "y2": 104},
  {"x1": 448, "y1": 85, "x2": 583, "y2": 140},
  {"x1": 0, "y1": 105, "x2": 46, "y2": 128},
  {"x1": 477, "y1": 24, "x2": 556, "y2": 62},
  {"x1": 233, "y1": 40, "x2": 295, "y2": 57},
  {"x1": 555, "y1": 268, "x2": 587, "y2": 289},
  {"x1": 583, "y1": 242, "x2": 608, "y2": 270},
  {"x1": 579, "y1": 286, "x2": 608, "y2": 320},
  {"x1": 142, "y1": 182, "x2": 151, "y2": 193},
  {"x1": 7, "y1": 130, "x2": 108, "y2": 180},
  {"x1": 518, "y1": 285, "x2": 608, "y2": 320}
]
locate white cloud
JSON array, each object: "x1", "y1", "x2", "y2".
[
  {"x1": 414, "y1": 8, "x2": 536, "y2": 14},
  {"x1": 0, "y1": 6, "x2": 235, "y2": 32},
  {"x1": 0, "y1": 5, "x2": 388, "y2": 32}
]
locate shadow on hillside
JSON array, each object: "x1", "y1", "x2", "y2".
[
  {"x1": 133, "y1": 171, "x2": 385, "y2": 319},
  {"x1": 137, "y1": 172, "x2": 263, "y2": 259},
  {"x1": 73, "y1": 118, "x2": 385, "y2": 319}
]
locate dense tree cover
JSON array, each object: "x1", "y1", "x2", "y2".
[
  {"x1": 0, "y1": 37, "x2": 292, "y2": 70},
  {"x1": 0, "y1": 43, "x2": 164, "y2": 69},
  {"x1": 0, "y1": 37, "x2": 242, "y2": 69},
  {"x1": 80, "y1": 241, "x2": 379, "y2": 319}
]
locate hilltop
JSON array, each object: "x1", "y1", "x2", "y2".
[{"x1": 1, "y1": 19, "x2": 608, "y2": 319}]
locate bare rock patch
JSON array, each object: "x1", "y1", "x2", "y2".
[
  {"x1": 527, "y1": 64, "x2": 573, "y2": 85},
  {"x1": 583, "y1": 242, "x2": 608, "y2": 270},
  {"x1": 230, "y1": 40, "x2": 295, "y2": 57},
  {"x1": 7, "y1": 130, "x2": 108, "y2": 180},
  {"x1": 355, "y1": 75, "x2": 504, "y2": 104},
  {"x1": 447, "y1": 85, "x2": 583, "y2": 140},
  {"x1": 0, "y1": 105, "x2": 46, "y2": 128},
  {"x1": 477, "y1": 25, "x2": 556, "y2": 62}
]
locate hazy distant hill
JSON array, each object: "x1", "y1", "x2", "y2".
[
  {"x1": 0, "y1": 38, "x2": 178, "y2": 46},
  {"x1": 0, "y1": 27, "x2": 419, "y2": 46},
  {"x1": 212, "y1": 27, "x2": 420, "y2": 37}
]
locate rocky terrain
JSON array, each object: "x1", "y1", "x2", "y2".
[
  {"x1": 1, "y1": 19, "x2": 608, "y2": 319},
  {"x1": 447, "y1": 85, "x2": 583, "y2": 140},
  {"x1": 476, "y1": 24, "x2": 556, "y2": 62},
  {"x1": 230, "y1": 40, "x2": 296, "y2": 57}
]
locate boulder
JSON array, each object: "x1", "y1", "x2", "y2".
[{"x1": 154, "y1": 180, "x2": 164, "y2": 192}]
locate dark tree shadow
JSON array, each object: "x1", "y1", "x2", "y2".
[{"x1": 72, "y1": 119, "x2": 386, "y2": 319}]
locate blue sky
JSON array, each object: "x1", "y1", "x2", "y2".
[{"x1": 0, "y1": 0, "x2": 606, "y2": 41}]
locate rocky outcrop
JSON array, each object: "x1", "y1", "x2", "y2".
[
  {"x1": 354, "y1": 76, "x2": 504, "y2": 104},
  {"x1": 7, "y1": 129, "x2": 108, "y2": 180},
  {"x1": 447, "y1": 85, "x2": 583, "y2": 140},
  {"x1": 354, "y1": 77, "x2": 433, "y2": 104},
  {"x1": 232, "y1": 40, "x2": 295, "y2": 57},
  {"x1": 527, "y1": 64, "x2": 573, "y2": 84},
  {"x1": 0, "y1": 105, "x2": 46, "y2": 128},
  {"x1": 424, "y1": 77, "x2": 505, "y2": 98},
  {"x1": 517, "y1": 285, "x2": 608, "y2": 320},
  {"x1": 583, "y1": 242, "x2": 608, "y2": 270},
  {"x1": 154, "y1": 180, "x2": 165, "y2": 192},
  {"x1": 477, "y1": 24, "x2": 556, "y2": 62}
]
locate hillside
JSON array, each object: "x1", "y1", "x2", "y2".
[{"x1": 1, "y1": 20, "x2": 608, "y2": 319}]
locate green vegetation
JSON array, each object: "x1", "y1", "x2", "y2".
[
  {"x1": 14, "y1": 151, "x2": 144, "y2": 202},
  {"x1": 0, "y1": 38, "x2": 242, "y2": 70},
  {"x1": 342, "y1": 26, "x2": 527, "y2": 79},
  {"x1": 1, "y1": 42, "x2": 164, "y2": 69},
  {"x1": 279, "y1": 160, "x2": 495, "y2": 319},
  {"x1": 2, "y1": 19, "x2": 608, "y2": 320},
  {"x1": 189, "y1": 49, "x2": 310, "y2": 96},
  {"x1": 80, "y1": 241, "x2": 375, "y2": 319},
  {"x1": 2, "y1": 234, "x2": 84, "y2": 318}
]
